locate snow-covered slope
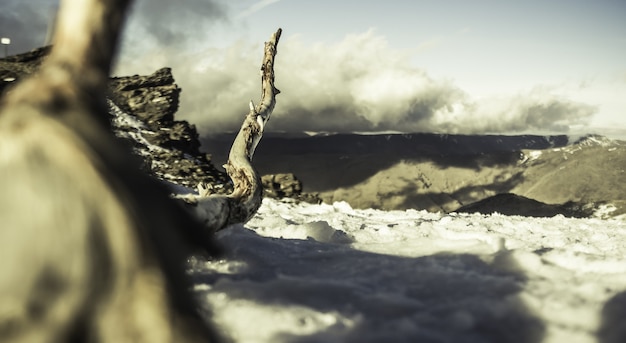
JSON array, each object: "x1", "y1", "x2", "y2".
[
  {"x1": 515, "y1": 136, "x2": 626, "y2": 214},
  {"x1": 192, "y1": 198, "x2": 626, "y2": 343}
]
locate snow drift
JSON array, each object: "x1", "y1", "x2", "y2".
[{"x1": 192, "y1": 198, "x2": 626, "y2": 343}]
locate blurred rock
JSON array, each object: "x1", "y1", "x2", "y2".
[{"x1": 0, "y1": 46, "x2": 51, "y2": 95}]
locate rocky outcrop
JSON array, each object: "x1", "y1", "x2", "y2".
[
  {"x1": 1, "y1": 47, "x2": 230, "y2": 193},
  {"x1": 109, "y1": 68, "x2": 181, "y2": 127},
  {"x1": 107, "y1": 68, "x2": 230, "y2": 191},
  {"x1": 261, "y1": 173, "x2": 321, "y2": 203},
  {"x1": 262, "y1": 173, "x2": 302, "y2": 198}
]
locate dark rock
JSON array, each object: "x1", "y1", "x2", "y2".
[
  {"x1": 142, "y1": 121, "x2": 202, "y2": 155},
  {"x1": 262, "y1": 173, "x2": 302, "y2": 198},
  {"x1": 1, "y1": 47, "x2": 230, "y2": 194},
  {"x1": 109, "y1": 68, "x2": 181, "y2": 126},
  {"x1": 106, "y1": 67, "x2": 233, "y2": 191},
  {"x1": 261, "y1": 173, "x2": 321, "y2": 203}
]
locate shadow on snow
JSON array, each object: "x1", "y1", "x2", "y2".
[{"x1": 193, "y1": 226, "x2": 545, "y2": 343}]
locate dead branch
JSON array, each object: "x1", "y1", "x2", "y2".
[{"x1": 189, "y1": 28, "x2": 282, "y2": 231}]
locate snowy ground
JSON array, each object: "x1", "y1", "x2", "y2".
[{"x1": 191, "y1": 198, "x2": 626, "y2": 343}]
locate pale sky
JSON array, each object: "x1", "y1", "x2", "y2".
[{"x1": 2, "y1": 0, "x2": 625, "y2": 137}]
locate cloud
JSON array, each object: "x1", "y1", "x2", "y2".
[
  {"x1": 437, "y1": 92, "x2": 596, "y2": 134},
  {"x1": 2, "y1": 2, "x2": 596, "y2": 136},
  {"x1": 128, "y1": 29, "x2": 594, "y2": 135},
  {"x1": 124, "y1": 0, "x2": 227, "y2": 48}
]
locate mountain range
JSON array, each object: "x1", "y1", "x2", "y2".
[{"x1": 202, "y1": 132, "x2": 626, "y2": 218}]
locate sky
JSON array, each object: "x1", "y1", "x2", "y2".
[{"x1": 1, "y1": 0, "x2": 625, "y2": 137}]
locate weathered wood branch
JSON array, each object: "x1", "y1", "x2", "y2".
[
  {"x1": 190, "y1": 28, "x2": 282, "y2": 231},
  {"x1": 0, "y1": 0, "x2": 222, "y2": 341}
]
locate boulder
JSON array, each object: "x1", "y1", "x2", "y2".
[
  {"x1": 262, "y1": 173, "x2": 302, "y2": 198},
  {"x1": 262, "y1": 173, "x2": 321, "y2": 203}
]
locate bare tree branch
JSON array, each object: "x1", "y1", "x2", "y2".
[{"x1": 189, "y1": 28, "x2": 282, "y2": 231}]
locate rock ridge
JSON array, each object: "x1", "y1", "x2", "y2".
[
  {"x1": 1, "y1": 47, "x2": 316, "y2": 202},
  {"x1": 1, "y1": 47, "x2": 229, "y2": 192}
]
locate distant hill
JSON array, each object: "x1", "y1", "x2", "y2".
[
  {"x1": 203, "y1": 132, "x2": 626, "y2": 218},
  {"x1": 455, "y1": 193, "x2": 594, "y2": 218},
  {"x1": 204, "y1": 132, "x2": 570, "y2": 157}
]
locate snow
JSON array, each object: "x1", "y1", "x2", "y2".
[
  {"x1": 594, "y1": 204, "x2": 622, "y2": 220},
  {"x1": 522, "y1": 150, "x2": 543, "y2": 164},
  {"x1": 191, "y1": 198, "x2": 626, "y2": 343},
  {"x1": 554, "y1": 135, "x2": 623, "y2": 157}
]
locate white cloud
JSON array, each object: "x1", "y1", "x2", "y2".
[
  {"x1": 144, "y1": 29, "x2": 595, "y2": 135},
  {"x1": 6, "y1": 0, "x2": 597, "y2": 136}
]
